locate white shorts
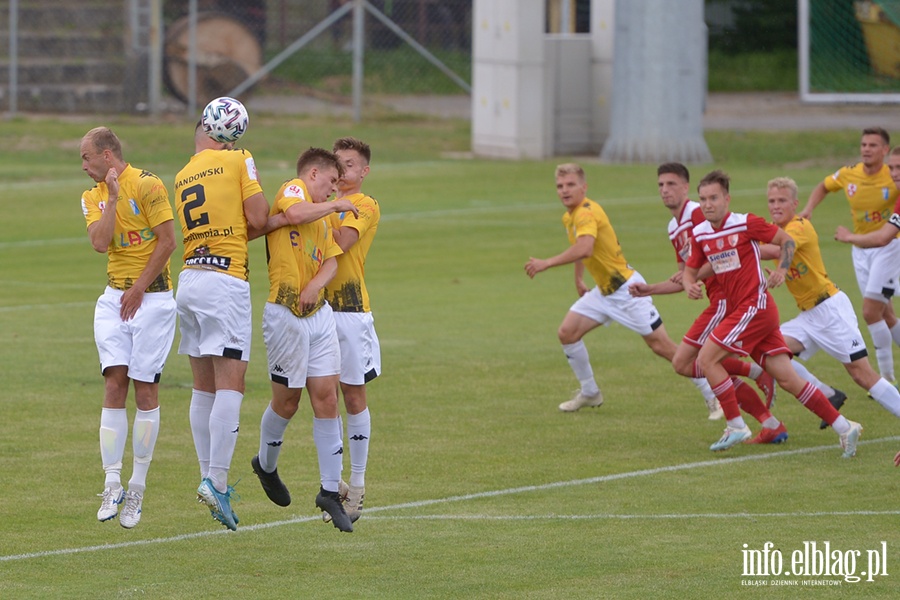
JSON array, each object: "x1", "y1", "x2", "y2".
[
  {"x1": 334, "y1": 311, "x2": 381, "y2": 385},
  {"x1": 262, "y1": 302, "x2": 341, "y2": 388},
  {"x1": 176, "y1": 268, "x2": 251, "y2": 361},
  {"x1": 851, "y1": 239, "x2": 900, "y2": 303},
  {"x1": 779, "y1": 291, "x2": 869, "y2": 364},
  {"x1": 569, "y1": 272, "x2": 663, "y2": 336},
  {"x1": 94, "y1": 287, "x2": 176, "y2": 383}
]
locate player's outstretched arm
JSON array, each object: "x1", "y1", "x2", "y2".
[
  {"x1": 525, "y1": 235, "x2": 594, "y2": 279},
  {"x1": 799, "y1": 182, "x2": 828, "y2": 220},
  {"x1": 835, "y1": 220, "x2": 899, "y2": 248}
]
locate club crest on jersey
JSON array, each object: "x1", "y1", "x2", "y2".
[
  {"x1": 728, "y1": 234, "x2": 739, "y2": 247},
  {"x1": 129, "y1": 198, "x2": 140, "y2": 215},
  {"x1": 884, "y1": 187, "x2": 891, "y2": 200},
  {"x1": 847, "y1": 183, "x2": 857, "y2": 197}
]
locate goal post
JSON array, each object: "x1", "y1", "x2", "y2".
[{"x1": 800, "y1": 0, "x2": 900, "y2": 103}]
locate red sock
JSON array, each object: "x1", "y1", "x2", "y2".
[
  {"x1": 733, "y1": 378, "x2": 772, "y2": 423},
  {"x1": 797, "y1": 382, "x2": 839, "y2": 424},
  {"x1": 710, "y1": 377, "x2": 741, "y2": 420},
  {"x1": 723, "y1": 357, "x2": 752, "y2": 378}
]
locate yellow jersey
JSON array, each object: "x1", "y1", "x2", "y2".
[
  {"x1": 779, "y1": 216, "x2": 839, "y2": 312},
  {"x1": 823, "y1": 163, "x2": 899, "y2": 234},
  {"x1": 174, "y1": 147, "x2": 264, "y2": 281},
  {"x1": 81, "y1": 164, "x2": 173, "y2": 292},
  {"x1": 562, "y1": 199, "x2": 634, "y2": 295},
  {"x1": 325, "y1": 193, "x2": 380, "y2": 312},
  {"x1": 266, "y1": 179, "x2": 343, "y2": 318}
]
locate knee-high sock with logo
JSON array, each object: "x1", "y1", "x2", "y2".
[
  {"x1": 790, "y1": 359, "x2": 834, "y2": 397},
  {"x1": 128, "y1": 407, "x2": 159, "y2": 495},
  {"x1": 189, "y1": 389, "x2": 215, "y2": 480},
  {"x1": 347, "y1": 408, "x2": 371, "y2": 488},
  {"x1": 868, "y1": 320, "x2": 895, "y2": 382},
  {"x1": 258, "y1": 404, "x2": 291, "y2": 472},
  {"x1": 100, "y1": 407, "x2": 128, "y2": 489},
  {"x1": 709, "y1": 377, "x2": 746, "y2": 428},
  {"x1": 313, "y1": 417, "x2": 343, "y2": 492},
  {"x1": 562, "y1": 341, "x2": 601, "y2": 397},
  {"x1": 733, "y1": 379, "x2": 773, "y2": 424},
  {"x1": 208, "y1": 389, "x2": 242, "y2": 493},
  {"x1": 869, "y1": 377, "x2": 900, "y2": 417}
]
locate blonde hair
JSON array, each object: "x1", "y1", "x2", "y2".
[
  {"x1": 767, "y1": 176, "x2": 798, "y2": 200},
  {"x1": 555, "y1": 163, "x2": 585, "y2": 181}
]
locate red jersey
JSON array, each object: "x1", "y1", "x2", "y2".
[
  {"x1": 668, "y1": 200, "x2": 723, "y2": 301},
  {"x1": 687, "y1": 212, "x2": 779, "y2": 309}
]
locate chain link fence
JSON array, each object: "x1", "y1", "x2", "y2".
[{"x1": 0, "y1": 0, "x2": 472, "y2": 116}]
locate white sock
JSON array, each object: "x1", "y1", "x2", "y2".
[
  {"x1": 189, "y1": 389, "x2": 216, "y2": 480},
  {"x1": 128, "y1": 407, "x2": 160, "y2": 495},
  {"x1": 890, "y1": 321, "x2": 900, "y2": 350},
  {"x1": 562, "y1": 341, "x2": 600, "y2": 396},
  {"x1": 313, "y1": 417, "x2": 343, "y2": 493},
  {"x1": 869, "y1": 378, "x2": 900, "y2": 418},
  {"x1": 726, "y1": 416, "x2": 748, "y2": 429},
  {"x1": 208, "y1": 389, "x2": 243, "y2": 493},
  {"x1": 258, "y1": 404, "x2": 291, "y2": 472},
  {"x1": 868, "y1": 320, "x2": 895, "y2": 381},
  {"x1": 99, "y1": 408, "x2": 128, "y2": 489},
  {"x1": 347, "y1": 408, "x2": 371, "y2": 488},
  {"x1": 790, "y1": 359, "x2": 834, "y2": 397},
  {"x1": 831, "y1": 415, "x2": 850, "y2": 435},
  {"x1": 761, "y1": 416, "x2": 780, "y2": 429},
  {"x1": 748, "y1": 362, "x2": 763, "y2": 379},
  {"x1": 690, "y1": 377, "x2": 716, "y2": 402}
]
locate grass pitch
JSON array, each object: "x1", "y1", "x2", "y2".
[{"x1": 1, "y1": 114, "x2": 899, "y2": 598}]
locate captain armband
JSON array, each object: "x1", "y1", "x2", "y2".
[{"x1": 889, "y1": 212, "x2": 900, "y2": 230}]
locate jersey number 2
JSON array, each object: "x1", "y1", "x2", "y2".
[{"x1": 181, "y1": 184, "x2": 210, "y2": 230}]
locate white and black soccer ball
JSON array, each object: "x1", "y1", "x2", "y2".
[{"x1": 201, "y1": 96, "x2": 249, "y2": 143}]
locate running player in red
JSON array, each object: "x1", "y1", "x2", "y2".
[
  {"x1": 683, "y1": 170, "x2": 862, "y2": 456},
  {"x1": 630, "y1": 163, "x2": 778, "y2": 425}
]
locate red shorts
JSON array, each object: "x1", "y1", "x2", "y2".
[
  {"x1": 709, "y1": 301, "x2": 791, "y2": 366},
  {"x1": 683, "y1": 298, "x2": 728, "y2": 349}
]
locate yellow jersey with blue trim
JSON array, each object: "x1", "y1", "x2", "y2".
[
  {"x1": 174, "y1": 147, "x2": 264, "y2": 281},
  {"x1": 266, "y1": 179, "x2": 343, "y2": 318},
  {"x1": 562, "y1": 198, "x2": 634, "y2": 295},
  {"x1": 779, "y1": 216, "x2": 839, "y2": 312},
  {"x1": 325, "y1": 192, "x2": 380, "y2": 313},
  {"x1": 823, "y1": 163, "x2": 899, "y2": 234},
  {"x1": 81, "y1": 163, "x2": 173, "y2": 292}
]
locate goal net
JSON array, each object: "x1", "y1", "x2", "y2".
[{"x1": 800, "y1": 0, "x2": 900, "y2": 102}]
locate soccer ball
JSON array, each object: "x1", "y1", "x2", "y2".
[{"x1": 201, "y1": 96, "x2": 249, "y2": 143}]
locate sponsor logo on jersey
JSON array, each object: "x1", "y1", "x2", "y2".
[
  {"x1": 184, "y1": 245, "x2": 231, "y2": 270},
  {"x1": 118, "y1": 228, "x2": 155, "y2": 248}
]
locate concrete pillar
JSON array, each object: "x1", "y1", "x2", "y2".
[{"x1": 599, "y1": 0, "x2": 711, "y2": 164}]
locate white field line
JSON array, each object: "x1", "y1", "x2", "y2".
[{"x1": 2, "y1": 436, "x2": 898, "y2": 563}]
